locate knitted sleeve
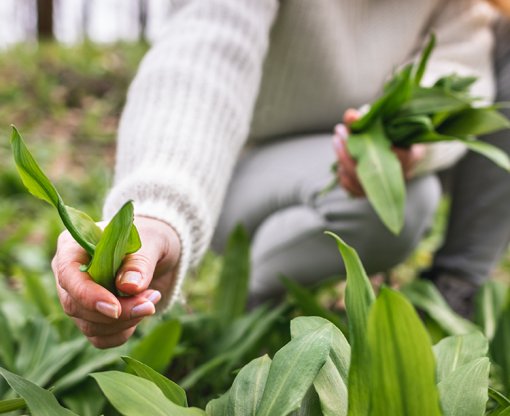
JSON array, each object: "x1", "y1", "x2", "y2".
[
  {"x1": 102, "y1": 0, "x2": 279, "y2": 304},
  {"x1": 413, "y1": 0, "x2": 497, "y2": 176}
]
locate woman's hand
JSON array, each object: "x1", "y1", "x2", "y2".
[
  {"x1": 334, "y1": 108, "x2": 426, "y2": 197},
  {"x1": 51, "y1": 216, "x2": 181, "y2": 349}
]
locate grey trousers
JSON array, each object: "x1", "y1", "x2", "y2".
[
  {"x1": 430, "y1": 20, "x2": 510, "y2": 286},
  {"x1": 212, "y1": 136, "x2": 441, "y2": 299}
]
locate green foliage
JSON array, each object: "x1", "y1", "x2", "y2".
[
  {"x1": 330, "y1": 34, "x2": 510, "y2": 234},
  {"x1": 10, "y1": 126, "x2": 140, "y2": 289}
]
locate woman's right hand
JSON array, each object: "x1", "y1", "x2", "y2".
[{"x1": 51, "y1": 216, "x2": 181, "y2": 349}]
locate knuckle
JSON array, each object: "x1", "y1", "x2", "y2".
[
  {"x1": 61, "y1": 295, "x2": 77, "y2": 317},
  {"x1": 78, "y1": 321, "x2": 97, "y2": 337}
]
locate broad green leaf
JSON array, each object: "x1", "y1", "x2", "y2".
[
  {"x1": 20, "y1": 269, "x2": 57, "y2": 317},
  {"x1": 398, "y1": 87, "x2": 469, "y2": 117},
  {"x1": 92, "y1": 371, "x2": 205, "y2": 416},
  {"x1": 491, "y1": 289, "x2": 510, "y2": 394},
  {"x1": 66, "y1": 206, "x2": 102, "y2": 246},
  {"x1": 227, "y1": 355, "x2": 271, "y2": 415},
  {"x1": 213, "y1": 224, "x2": 250, "y2": 324},
  {"x1": 10, "y1": 126, "x2": 95, "y2": 255},
  {"x1": 123, "y1": 356, "x2": 187, "y2": 407},
  {"x1": 401, "y1": 280, "x2": 478, "y2": 335},
  {"x1": 433, "y1": 332, "x2": 488, "y2": 383},
  {"x1": 326, "y1": 232, "x2": 374, "y2": 416},
  {"x1": 61, "y1": 380, "x2": 106, "y2": 416},
  {"x1": 256, "y1": 324, "x2": 333, "y2": 416},
  {"x1": 347, "y1": 118, "x2": 406, "y2": 234},
  {"x1": 367, "y1": 288, "x2": 442, "y2": 416},
  {"x1": 313, "y1": 358, "x2": 347, "y2": 416},
  {"x1": 290, "y1": 387, "x2": 323, "y2": 416},
  {"x1": 461, "y1": 139, "x2": 510, "y2": 172},
  {"x1": 282, "y1": 278, "x2": 348, "y2": 334},
  {"x1": 129, "y1": 319, "x2": 181, "y2": 373},
  {"x1": 0, "y1": 397, "x2": 25, "y2": 413},
  {"x1": 438, "y1": 107, "x2": 510, "y2": 137},
  {"x1": 206, "y1": 392, "x2": 230, "y2": 416},
  {"x1": 290, "y1": 319, "x2": 349, "y2": 415},
  {"x1": 85, "y1": 200, "x2": 140, "y2": 288},
  {"x1": 413, "y1": 33, "x2": 436, "y2": 85},
  {"x1": 0, "y1": 367, "x2": 77, "y2": 416},
  {"x1": 386, "y1": 114, "x2": 434, "y2": 144},
  {"x1": 10, "y1": 126, "x2": 60, "y2": 207},
  {"x1": 475, "y1": 281, "x2": 507, "y2": 340},
  {"x1": 437, "y1": 358, "x2": 490, "y2": 416}
]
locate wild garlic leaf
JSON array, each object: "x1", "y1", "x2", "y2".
[
  {"x1": 10, "y1": 126, "x2": 96, "y2": 255},
  {"x1": 10, "y1": 125, "x2": 60, "y2": 207},
  {"x1": 438, "y1": 107, "x2": 510, "y2": 137},
  {"x1": 412, "y1": 33, "x2": 436, "y2": 85},
  {"x1": 66, "y1": 206, "x2": 103, "y2": 247},
  {"x1": 461, "y1": 139, "x2": 510, "y2": 172},
  {"x1": 85, "y1": 201, "x2": 140, "y2": 288},
  {"x1": 348, "y1": 118, "x2": 406, "y2": 234}
]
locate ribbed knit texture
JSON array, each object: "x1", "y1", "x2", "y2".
[{"x1": 103, "y1": 0, "x2": 496, "y2": 305}]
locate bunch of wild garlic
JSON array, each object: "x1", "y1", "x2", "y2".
[
  {"x1": 325, "y1": 34, "x2": 510, "y2": 234},
  {"x1": 10, "y1": 126, "x2": 140, "y2": 291}
]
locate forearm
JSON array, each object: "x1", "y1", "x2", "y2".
[{"x1": 103, "y1": 0, "x2": 279, "y2": 303}]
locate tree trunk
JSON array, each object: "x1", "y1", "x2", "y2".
[{"x1": 37, "y1": 0, "x2": 53, "y2": 39}]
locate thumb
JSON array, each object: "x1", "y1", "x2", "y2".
[{"x1": 115, "y1": 243, "x2": 160, "y2": 296}]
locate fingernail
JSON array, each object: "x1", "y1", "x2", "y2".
[
  {"x1": 96, "y1": 301, "x2": 119, "y2": 319},
  {"x1": 119, "y1": 271, "x2": 142, "y2": 287},
  {"x1": 147, "y1": 290, "x2": 161, "y2": 304},
  {"x1": 131, "y1": 301, "x2": 155, "y2": 319},
  {"x1": 334, "y1": 124, "x2": 348, "y2": 140}
]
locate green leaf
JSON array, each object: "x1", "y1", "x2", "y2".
[
  {"x1": 0, "y1": 309, "x2": 15, "y2": 371},
  {"x1": 61, "y1": 380, "x2": 106, "y2": 416},
  {"x1": 433, "y1": 332, "x2": 488, "y2": 383},
  {"x1": 213, "y1": 225, "x2": 250, "y2": 324},
  {"x1": 413, "y1": 33, "x2": 436, "y2": 85},
  {"x1": 489, "y1": 387, "x2": 510, "y2": 408},
  {"x1": 461, "y1": 139, "x2": 510, "y2": 172},
  {"x1": 437, "y1": 358, "x2": 490, "y2": 416},
  {"x1": 290, "y1": 387, "x2": 323, "y2": 416},
  {"x1": 10, "y1": 126, "x2": 96, "y2": 255},
  {"x1": 123, "y1": 356, "x2": 187, "y2": 407},
  {"x1": 65, "y1": 206, "x2": 102, "y2": 246},
  {"x1": 205, "y1": 392, "x2": 230, "y2": 416},
  {"x1": 398, "y1": 87, "x2": 469, "y2": 118},
  {"x1": 326, "y1": 232, "x2": 374, "y2": 416},
  {"x1": 0, "y1": 397, "x2": 25, "y2": 414},
  {"x1": 438, "y1": 107, "x2": 510, "y2": 137},
  {"x1": 290, "y1": 317, "x2": 349, "y2": 416},
  {"x1": 10, "y1": 126, "x2": 60, "y2": 207},
  {"x1": 227, "y1": 355, "x2": 271, "y2": 416},
  {"x1": 92, "y1": 371, "x2": 205, "y2": 416},
  {"x1": 256, "y1": 324, "x2": 333, "y2": 416},
  {"x1": 490, "y1": 289, "x2": 510, "y2": 394},
  {"x1": 347, "y1": 118, "x2": 406, "y2": 234},
  {"x1": 401, "y1": 280, "x2": 478, "y2": 335},
  {"x1": 282, "y1": 277, "x2": 348, "y2": 334},
  {"x1": 129, "y1": 319, "x2": 181, "y2": 373},
  {"x1": 475, "y1": 280, "x2": 507, "y2": 340},
  {"x1": 0, "y1": 367, "x2": 78, "y2": 416},
  {"x1": 85, "y1": 200, "x2": 140, "y2": 288},
  {"x1": 367, "y1": 288, "x2": 442, "y2": 416}
]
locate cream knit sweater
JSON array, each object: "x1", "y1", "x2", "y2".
[{"x1": 103, "y1": 0, "x2": 496, "y2": 304}]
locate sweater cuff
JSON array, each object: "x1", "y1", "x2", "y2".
[{"x1": 102, "y1": 172, "x2": 210, "y2": 308}]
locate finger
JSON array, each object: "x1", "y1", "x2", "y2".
[
  {"x1": 56, "y1": 284, "x2": 115, "y2": 324},
  {"x1": 115, "y1": 229, "x2": 167, "y2": 295},
  {"x1": 52, "y1": 236, "x2": 121, "y2": 320},
  {"x1": 73, "y1": 316, "x2": 143, "y2": 337},
  {"x1": 343, "y1": 108, "x2": 361, "y2": 126},
  {"x1": 88, "y1": 327, "x2": 137, "y2": 349},
  {"x1": 117, "y1": 289, "x2": 161, "y2": 320},
  {"x1": 339, "y1": 171, "x2": 365, "y2": 197}
]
